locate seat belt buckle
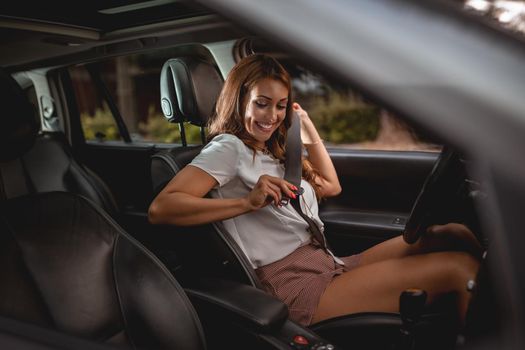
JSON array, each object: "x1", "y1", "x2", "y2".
[
  {"x1": 294, "y1": 187, "x2": 305, "y2": 196},
  {"x1": 279, "y1": 186, "x2": 304, "y2": 206}
]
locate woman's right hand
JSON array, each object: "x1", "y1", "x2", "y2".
[{"x1": 246, "y1": 175, "x2": 298, "y2": 210}]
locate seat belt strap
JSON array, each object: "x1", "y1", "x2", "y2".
[
  {"x1": 290, "y1": 197, "x2": 328, "y2": 251},
  {"x1": 283, "y1": 112, "x2": 328, "y2": 252},
  {"x1": 283, "y1": 112, "x2": 303, "y2": 189}
]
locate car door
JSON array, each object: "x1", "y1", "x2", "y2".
[{"x1": 321, "y1": 148, "x2": 437, "y2": 256}]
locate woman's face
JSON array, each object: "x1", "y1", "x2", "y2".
[{"x1": 243, "y1": 78, "x2": 288, "y2": 148}]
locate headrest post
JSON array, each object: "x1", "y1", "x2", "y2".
[
  {"x1": 200, "y1": 127, "x2": 206, "y2": 145},
  {"x1": 178, "y1": 122, "x2": 187, "y2": 147}
]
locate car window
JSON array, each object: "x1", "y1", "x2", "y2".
[
  {"x1": 69, "y1": 65, "x2": 123, "y2": 142},
  {"x1": 234, "y1": 37, "x2": 441, "y2": 152},
  {"x1": 69, "y1": 51, "x2": 203, "y2": 144},
  {"x1": 280, "y1": 59, "x2": 441, "y2": 152},
  {"x1": 69, "y1": 41, "x2": 441, "y2": 151}
]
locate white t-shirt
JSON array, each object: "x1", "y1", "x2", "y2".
[{"x1": 189, "y1": 133, "x2": 342, "y2": 268}]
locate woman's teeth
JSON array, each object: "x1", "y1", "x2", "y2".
[{"x1": 256, "y1": 122, "x2": 273, "y2": 130}]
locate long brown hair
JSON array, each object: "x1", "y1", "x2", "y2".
[{"x1": 207, "y1": 54, "x2": 321, "y2": 198}]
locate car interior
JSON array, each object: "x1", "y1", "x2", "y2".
[{"x1": 0, "y1": 1, "x2": 510, "y2": 349}]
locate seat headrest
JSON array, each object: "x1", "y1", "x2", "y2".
[
  {"x1": 0, "y1": 68, "x2": 39, "y2": 162},
  {"x1": 160, "y1": 57, "x2": 223, "y2": 127},
  {"x1": 160, "y1": 59, "x2": 184, "y2": 123}
]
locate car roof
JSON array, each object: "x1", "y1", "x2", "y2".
[
  {"x1": 0, "y1": 1, "x2": 242, "y2": 70},
  {"x1": 0, "y1": 0, "x2": 210, "y2": 31}
]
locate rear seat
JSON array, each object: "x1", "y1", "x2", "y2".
[{"x1": 0, "y1": 67, "x2": 118, "y2": 215}]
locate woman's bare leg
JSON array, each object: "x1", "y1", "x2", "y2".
[
  {"x1": 359, "y1": 223, "x2": 483, "y2": 266},
  {"x1": 312, "y1": 251, "x2": 479, "y2": 326}
]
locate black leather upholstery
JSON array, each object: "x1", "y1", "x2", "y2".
[
  {"x1": 0, "y1": 69, "x2": 39, "y2": 162},
  {"x1": 185, "y1": 278, "x2": 289, "y2": 331},
  {"x1": 0, "y1": 314, "x2": 116, "y2": 350},
  {"x1": 153, "y1": 56, "x2": 222, "y2": 197},
  {"x1": 151, "y1": 145, "x2": 262, "y2": 288},
  {"x1": 0, "y1": 192, "x2": 206, "y2": 350},
  {"x1": 161, "y1": 57, "x2": 223, "y2": 126},
  {"x1": 151, "y1": 146, "x2": 203, "y2": 197},
  {"x1": 0, "y1": 67, "x2": 117, "y2": 214},
  {"x1": 153, "y1": 57, "x2": 266, "y2": 284},
  {"x1": 160, "y1": 59, "x2": 185, "y2": 123}
]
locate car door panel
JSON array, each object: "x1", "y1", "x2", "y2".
[
  {"x1": 78, "y1": 141, "x2": 159, "y2": 239},
  {"x1": 321, "y1": 149, "x2": 438, "y2": 256}
]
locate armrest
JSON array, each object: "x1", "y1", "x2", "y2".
[{"x1": 184, "y1": 279, "x2": 288, "y2": 331}]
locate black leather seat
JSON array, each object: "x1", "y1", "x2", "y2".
[
  {"x1": 152, "y1": 57, "x2": 261, "y2": 287},
  {"x1": 150, "y1": 56, "x2": 460, "y2": 350},
  {"x1": 0, "y1": 191, "x2": 207, "y2": 349},
  {"x1": 0, "y1": 68, "x2": 209, "y2": 349},
  {"x1": 0, "y1": 68, "x2": 118, "y2": 214}
]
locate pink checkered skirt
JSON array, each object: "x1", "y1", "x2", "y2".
[{"x1": 255, "y1": 243, "x2": 361, "y2": 326}]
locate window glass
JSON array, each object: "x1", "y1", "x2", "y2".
[
  {"x1": 69, "y1": 50, "x2": 203, "y2": 144},
  {"x1": 70, "y1": 42, "x2": 440, "y2": 150},
  {"x1": 282, "y1": 60, "x2": 440, "y2": 151},
  {"x1": 69, "y1": 65, "x2": 122, "y2": 142}
]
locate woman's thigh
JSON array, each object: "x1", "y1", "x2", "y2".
[
  {"x1": 358, "y1": 235, "x2": 412, "y2": 266},
  {"x1": 312, "y1": 251, "x2": 479, "y2": 324}
]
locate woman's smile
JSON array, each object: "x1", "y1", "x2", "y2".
[{"x1": 254, "y1": 120, "x2": 278, "y2": 132}]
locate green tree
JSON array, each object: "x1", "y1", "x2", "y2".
[
  {"x1": 139, "y1": 105, "x2": 203, "y2": 144},
  {"x1": 308, "y1": 91, "x2": 380, "y2": 144},
  {"x1": 81, "y1": 106, "x2": 120, "y2": 141}
]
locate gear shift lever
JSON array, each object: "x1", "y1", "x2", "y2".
[{"x1": 398, "y1": 288, "x2": 427, "y2": 350}]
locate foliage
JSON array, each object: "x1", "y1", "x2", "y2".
[
  {"x1": 307, "y1": 91, "x2": 380, "y2": 144},
  {"x1": 81, "y1": 104, "x2": 204, "y2": 144},
  {"x1": 80, "y1": 96, "x2": 379, "y2": 146},
  {"x1": 138, "y1": 105, "x2": 204, "y2": 144},
  {"x1": 81, "y1": 106, "x2": 120, "y2": 141},
  {"x1": 138, "y1": 114, "x2": 180, "y2": 143}
]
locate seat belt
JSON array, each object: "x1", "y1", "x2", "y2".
[{"x1": 283, "y1": 113, "x2": 328, "y2": 251}]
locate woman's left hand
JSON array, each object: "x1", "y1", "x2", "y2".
[
  {"x1": 427, "y1": 223, "x2": 484, "y2": 259},
  {"x1": 293, "y1": 102, "x2": 322, "y2": 145}
]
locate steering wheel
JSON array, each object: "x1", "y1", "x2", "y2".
[{"x1": 403, "y1": 147, "x2": 466, "y2": 244}]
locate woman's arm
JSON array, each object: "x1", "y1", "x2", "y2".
[
  {"x1": 294, "y1": 102, "x2": 342, "y2": 197},
  {"x1": 148, "y1": 165, "x2": 296, "y2": 226}
]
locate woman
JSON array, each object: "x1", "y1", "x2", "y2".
[{"x1": 148, "y1": 54, "x2": 481, "y2": 327}]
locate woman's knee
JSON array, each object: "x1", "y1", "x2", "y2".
[{"x1": 438, "y1": 251, "x2": 480, "y2": 287}]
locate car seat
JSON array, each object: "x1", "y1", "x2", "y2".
[
  {"x1": 0, "y1": 191, "x2": 207, "y2": 349},
  {"x1": 0, "y1": 67, "x2": 118, "y2": 215}
]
